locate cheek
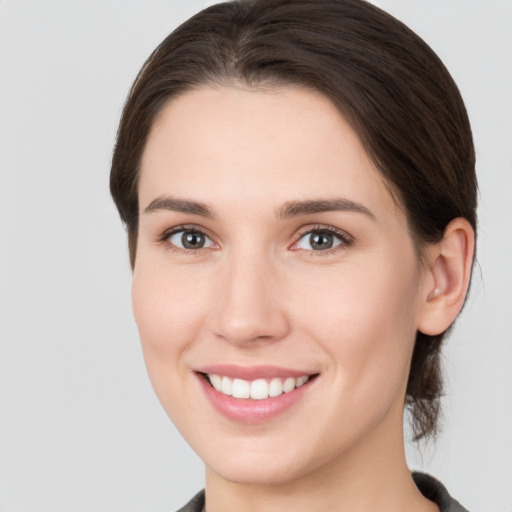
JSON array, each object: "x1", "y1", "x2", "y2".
[
  {"x1": 132, "y1": 260, "x2": 207, "y2": 346},
  {"x1": 130, "y1": 261, "x2": 211, "y2": 404},
  {"x1": 292, "y1": 253, "x2": 421, "y2": 397}
]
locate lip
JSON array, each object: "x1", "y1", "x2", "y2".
[
  {"x1": 195, "y1": 365, "x2": 318, "y2": 423},
  {"x1": 196, "y1": 364, "x2": 313, "y2": 380}
]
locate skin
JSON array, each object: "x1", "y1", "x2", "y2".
[{"x1": 132, "y1": 86, "x2": 473, "y2": 512}]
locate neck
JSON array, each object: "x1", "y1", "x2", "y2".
[{"x1": 203, "y1": 406, "x2": 438, "y2": 512}]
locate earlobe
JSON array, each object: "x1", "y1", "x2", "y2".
[{"x1": 417, "y1": 218, "x2": 475, "y2": 336}]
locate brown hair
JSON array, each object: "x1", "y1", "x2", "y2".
[{"x1": 110, "y1": 0, "x2": 477, "y2": 440}]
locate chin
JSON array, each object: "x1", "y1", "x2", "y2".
[
  {"x1": 207, "y1": 455, "x2": 309, "y2": 487},
  {"x1": 199, "y1": 432, "x2": 334, "y2": 487}
]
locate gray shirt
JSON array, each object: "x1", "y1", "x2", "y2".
[{"x1": 176, "y1": 472, "x2": 469, "y2": 512}]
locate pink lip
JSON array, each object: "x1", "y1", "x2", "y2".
[
  {"x1": 196, "y1": 364, "x2": 312, "y2": 380},
  {"x1": 195, "y1": 366, "x2": 318, "y2": 424}
]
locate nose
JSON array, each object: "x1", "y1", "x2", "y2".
[{"x1": 210, "y1": 250, "x2": 291, "y2": 346}]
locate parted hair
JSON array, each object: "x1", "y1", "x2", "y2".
[{"x1": 110, "y1": 0, "x2": 477, "y2": 440}]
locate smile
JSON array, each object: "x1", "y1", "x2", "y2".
[
  {"x1": 206, "y1": 374, "x2": 310, "y2": 400},
  {"x1": 196, "y1": 365, "x2": 318, "y2": 423}
]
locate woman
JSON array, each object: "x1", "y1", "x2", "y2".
[{"x1": 110, "y1": 1, "x2": 476, "y2": 510}]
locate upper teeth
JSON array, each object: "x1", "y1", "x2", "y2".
[{"x1": 207, "y1": 374, "x2": 310, "y2": 400}]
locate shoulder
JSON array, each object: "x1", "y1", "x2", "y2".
[
  {"x1": 175, "y1": 490, "x2": 205, "y2": 512},
  {"x1": 413, "y1": 472, "x2": 470, "y2": 512}
]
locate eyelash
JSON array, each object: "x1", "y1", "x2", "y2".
[
  {"x1": 156, "y1": 224, "x2": 216, "y2": 255},
  {"x1": 156, "y1": 224, "x2": 354, "y2": 256},
  {"x1": 292, "y1": 224, "x2": 354, "y2": 256}
]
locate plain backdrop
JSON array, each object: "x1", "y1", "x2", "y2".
[{"x1": 0, "y1": 1, "x2": 511, "y2": 511}]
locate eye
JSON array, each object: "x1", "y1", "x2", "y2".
[
  {"x1": 168, "y1": 229, "x2": 216, "y2": 250},
  {"x1": 293, "y1": 227, "x2": 351, "y2": 252}
]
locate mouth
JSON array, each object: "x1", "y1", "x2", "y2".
[
  {"x1": 201, "y1": 373, "x2": 312, "y2": 400},
  {"x1": 195, "y1": 365, "x2": 319, "y2": 423}
]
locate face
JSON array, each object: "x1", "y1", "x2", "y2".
[{"x1": 133, "y1": 86, "x2": 428, "y2": 486}]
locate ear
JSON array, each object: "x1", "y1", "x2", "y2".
[{"x1": 417, "y1": 218, "x2": 475, "y2": 336}]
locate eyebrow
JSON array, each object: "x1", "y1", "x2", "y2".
[
  {"x1": 143, "y1": 196, "x2": 215, "y2": 218},
  {"x1": 143, "y1": 195, "x2": 376, "y2": 221},
  {"x1": 278, "y1": 198, "x2": 376, "y2": 221}
]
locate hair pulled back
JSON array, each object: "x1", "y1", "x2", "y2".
[{"x1": 110, "y1": 0, "x2": 477, "y2": 440}]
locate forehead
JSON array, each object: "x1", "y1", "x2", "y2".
[{"x1": 139, "y1": 86, "x2": 398, "y2": 220}]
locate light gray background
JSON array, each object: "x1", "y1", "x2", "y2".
[{"x1": 0, "y1": 1, "x2": 510, "y2": 511}]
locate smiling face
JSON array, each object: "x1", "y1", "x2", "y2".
[{"x1": 133, "y1": 86, "x2": 429, "y2": 486}]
